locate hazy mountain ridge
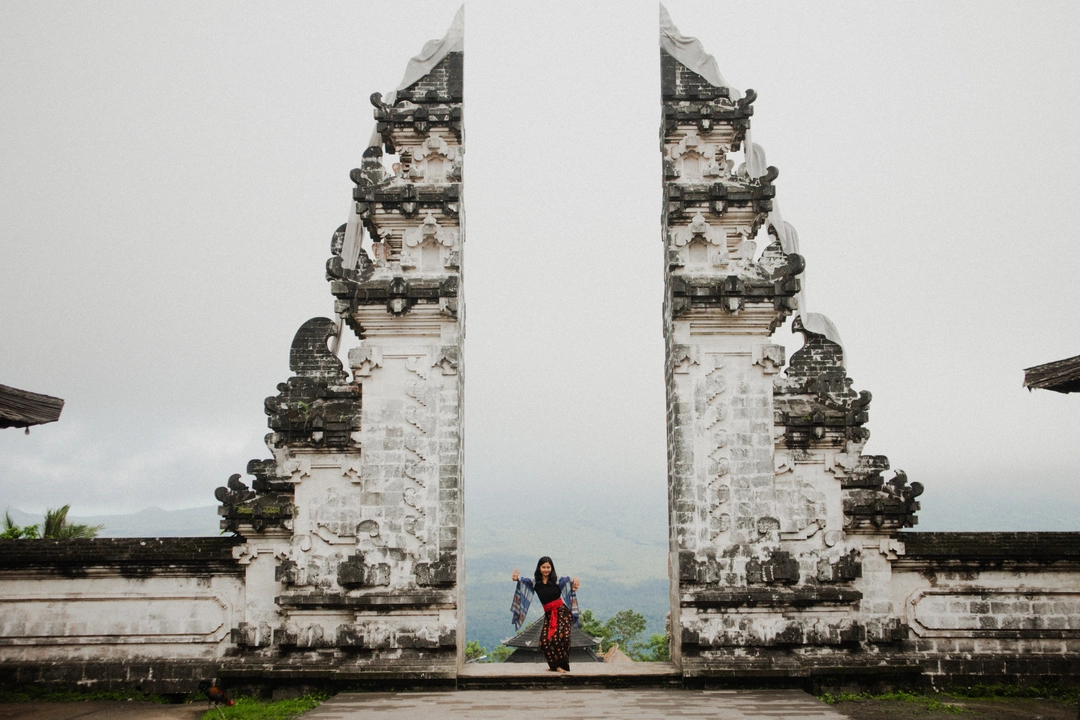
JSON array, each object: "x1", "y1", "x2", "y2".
[
  {"x1": 4, "y1": 505, "x2": 222, "y2": 537},
  {"x1": 462, "y1": 492, "x2": 672, "y2": 651},
  {"x1": 464, "y1": 551, "x2": 669, "y2": 654},
  {"x1": 911, "y1": 484, "x2": 1080, "y2": 532}
]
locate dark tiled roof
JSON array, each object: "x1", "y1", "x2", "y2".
[
  {"x1": 0, "y1": 537, "x2": 245, "y2": 576},
  {"x1": 0, "y1": 383, "x2": 64, "y2": 428},
  {"x1": 1023, "y1": 355, "x2": 1080, "y2": 394},
  {"x1": 503, "y1": 647, "x2": 602, "y2": 663},
  {"x1": 896, "y1": 532, "x2": 1080, "y2": 562},
  {"x1": 504, "y1": 618, "x2": 602, "y2": 649}
]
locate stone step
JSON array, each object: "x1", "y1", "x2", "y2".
[{"x1": 456, "y1": 662, "x2": 682, "y2": 689}]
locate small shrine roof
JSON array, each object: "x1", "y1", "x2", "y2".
[
  {"x1": 504, "y1": 618, "x2": 602, "y2": 649},
  {"x1": 0, "y1": 383, "x2": 64, "y2": 429},
  {"x1": 1023, "y1": 354, "x2": 1080, "y2": 394}
]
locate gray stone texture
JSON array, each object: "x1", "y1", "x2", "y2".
[
  {"x1": 210, "y1": 47, "x2": 467, "y2": 679},
  {"x1": 660, "y1": 29, "x2": 1080, "y2": 689},
  {"x1": 303, "y1": 689, "x2": 849, "y2": 720}
]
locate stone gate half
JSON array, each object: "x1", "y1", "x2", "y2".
[
  {"x1": 660, "y1": 8, "x2": 1080, "y2": 686},
  {"x1": 0, "y1": 11, "x2": 468, "y2": 689},
  {"x1": 215, "y1": 11, "x2": 467, "y2": 680}
]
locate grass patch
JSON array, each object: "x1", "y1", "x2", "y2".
[
  {"x1": 819, "y1": 690, "x2": 968, "y2": 714},
  {"x1": 946, "y1": 682, "x2": 1080, "y2": 702},
  {"x1": 0, "y1": 686, "x2": 168, "y2": 704},
  {"x1": 199, "y1": 693, "x2": 330, "y2": 720}
]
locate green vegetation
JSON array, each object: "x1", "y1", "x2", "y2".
[
  {"x1": 821, "y1": 683, "x2": 1080, "y2": 715},
  {"x1": 946, "y1": 682, "x2": 1080, "y2": 702},
  {"x1": 579, "y1": 608, "x2": 669, "y2": 661},
  {"x1": 0, "y1": 685, "x2": 328, "y2": 719},
  {"x1": 638, "y1": 632, "x2": 670, "y2": 662},
  {"x1": 43, "y1": 505, "x2": 103, "y2": 538},
  {"x1": 464, "y1": 639, "x2": 512, "y2": 663},
  {"x1": 199, "y1": 694, "x2": 329, "y2": 720},
  {"x1": 2, "y1": 506, "x2": 102, "y2": 539},
  {"x1": 0, "y1": 686, "x2": 166, "y2": 703},
  {"x1": 2, "y1": 511, "x2": 38, "y2": 539},
  {"x1": 819, "y1": 690, "x2": 967, "y2": 714}
]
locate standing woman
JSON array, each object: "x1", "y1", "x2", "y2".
[{"x1": 511, "y1": 556, "x2": 581, "y2": 672}]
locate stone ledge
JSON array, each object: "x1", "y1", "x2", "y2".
[
  {"x1": 896, "y1": 532, "x2": 1080, "y2": 566},
  {"x1": 0, "y1": 659, "x2": 226, "y2": 694},
  {"x1": 275, "y1": 591, "x2": 456, "y2": 609},
  {"x1": 0, "y1": 537, "x2": 244, "y2": 576},
  {"x1": 683, "y1": 587, "x2": 862, "y2": 608},
  {"x1": 216, "y1": 659, "x2": 458, "y2": 684},
  {"x1": 681, "y1": 662, "x2": 923, "y2": 680}
]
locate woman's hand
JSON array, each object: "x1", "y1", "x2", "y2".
[
  {"x1": 512, "y1": 569, "x2": 519, "y2": 582},
  {"x1": 572, "y1": 577, "x2": 580, "y2": 591}
]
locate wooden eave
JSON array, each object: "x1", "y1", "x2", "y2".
[
  {"x1": 0, "y1": 383, "x2": 64, "y2": 429},
  {"x1": 1023, "y1": 354, "x2": 1080, "y2": 394}
]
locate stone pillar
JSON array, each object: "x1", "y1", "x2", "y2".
[
  {"x1": 660, "y1": 16, "x2": 920, "y2": 678},
  {"x1": 661, "y1": 43, "x2": 799, "y2": 671},
  {"x1": 216, "y1": 42, "x2": 464, "y2": 680}
]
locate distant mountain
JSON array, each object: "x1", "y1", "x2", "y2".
[
  {"x1": 916, "y1": 483, "x2": 1080, "y2": 532},
  {"x1": 465, "y1": 552, "x2": 669, "y2": 655},
  {"x1": 4, "y1": 505, "x2": 221, "y2": 537},
  {"x1": 463, "y1": 490, "x2": 671, "y2": 654}
]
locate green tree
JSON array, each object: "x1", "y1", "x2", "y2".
[
  {"x1": 603, "y1": 609, "x2": 648, "y2": 659},
  {"x1": 465, "y1": 639, "x2": 486, "y2": 662},
  {"x1": 2, "y1": 507, "x2": 101, "y2": 539},
  {"x1": 484, "y1": 645, "x2": 512, "y2": 663},
  {"x1": 2, "y1": 511, "x2": 39, "y2": 539},
  {"x1": 465, "y1": 640, "x2": 513, "y2": 663},
  {"x1": 579, "y1": 609, "x2": 613, "y2": 650},
  {"x1": 638, "y1": 633, "x2": 670, "y2": 662},
  {"x1": 42, "y1": 505, "x2": 102, "y2": 539},
  {"x1": 579, "y1": 608, "x2": 653, "y2": 659}
]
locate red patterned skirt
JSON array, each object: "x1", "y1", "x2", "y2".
[{"x1": 539, "y1": 599, "x2": 571, "y2": 671}]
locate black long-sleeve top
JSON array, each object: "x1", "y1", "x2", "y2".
[{"x1": 534, "y1": 578, "x2": 561, "y2": 605}]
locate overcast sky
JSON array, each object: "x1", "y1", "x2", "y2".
[{"x1": 2, "y1": 1, "x2": 1078, "y2": 534}]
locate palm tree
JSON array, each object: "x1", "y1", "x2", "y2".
[
  {"x1": 2, "y1": 511, "x2": 38, "y2": 539},
  {"x1": 42, "y1": 505, "x2": 102, "y2": 539}
]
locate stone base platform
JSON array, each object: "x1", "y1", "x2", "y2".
[
  {"x1": 302, "y1": 688, "x2": 849, "y2": 719},
  {"x1": 456, "y1": 662, "x2": 682, "y2": 689}
]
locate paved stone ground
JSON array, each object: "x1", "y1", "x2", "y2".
[{"x1": 301, "y1": 689, "x2": 850, "y2": 719}]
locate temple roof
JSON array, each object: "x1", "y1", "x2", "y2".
[
  {"x1": 1023, "y1": 354, "x2": 1080, "y2": 394},
  {"x1": 503, "y1": 617, "x2": 601, "y2": 649},
  {"x1": 0, "y1": 383, "x2": 64, "y2": 429}
]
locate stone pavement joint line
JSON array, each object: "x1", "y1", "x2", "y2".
[{"x1": 300, "y1": 689, "x2": 850, "y2": 719}]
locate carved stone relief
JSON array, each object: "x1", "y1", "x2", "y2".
[
  {"x1": 401, "y1": 213, "x2": 458, "y2": 272},
  {"x1": 668, "y1": 130, "x2": 732, "y2": 182}
]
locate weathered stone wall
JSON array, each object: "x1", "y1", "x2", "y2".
[
  {"x1": 891, "y1": 533, "x2": 1080, "y2": 687},
  {"x1": 0, "y1": 538, "x2": 245, "y2": 692}
]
